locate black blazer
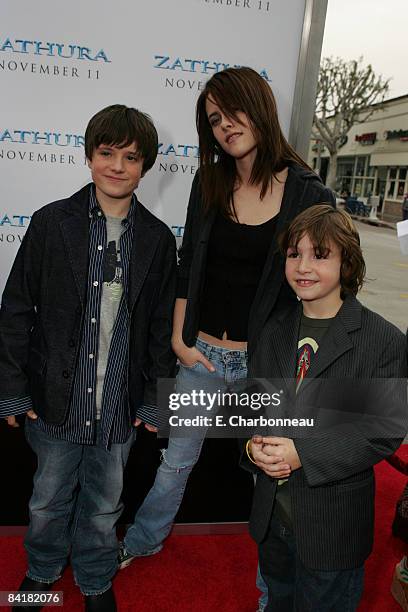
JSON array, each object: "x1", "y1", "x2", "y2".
[
  {"x1": 245, "y1": 296, "x2": 408, "y2": 570},
  {"x1": 0, "y1": 184, "x2": 177, "y2": 424},
  {"x1": 177, "y1": 164, "x2": 335, "y2": 352}
]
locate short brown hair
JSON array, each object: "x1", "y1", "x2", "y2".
[
  {"x1": 196, "y1": 67, "x2": 313, "y2": 215},
  {"x1": 280, "y1": 205, "x2": 366, "y2": 298},
  {"x1": 85, "y1": 104, "x2": 158, "y2": 173}
]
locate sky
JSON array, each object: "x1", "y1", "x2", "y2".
[{"x1": 322, "y1": 0, "x2": 407, "y2": 99}]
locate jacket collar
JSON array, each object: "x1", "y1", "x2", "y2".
[
  {"x1": 302, "y1": 296, "x2": 361, "y2": 385},
  {"x1": 270, "y1": 295, "x2": 362, "y2": 386},
  {"x1": 58, "y1": 185, "x2": 91, "y2": 305},
  {"x1": 59, "y1": 183, "x2": 162, "y2": 309},
  {"x1": 87, "y1": 184, "x2": 137, "y2": 229}
]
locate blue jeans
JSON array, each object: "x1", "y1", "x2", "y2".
[
  {"x1": 24, "y1": 418, "x2": 135, "y2": 595},
  {"x1": 259, "y1": 512, "x2": 364, "y2": 611},
  {"x1": 124, "y1": 337, "x2": 248, "y2": 555},
  {"x1": 257, "y1": 561, "x2": 268, "y2": 611}
]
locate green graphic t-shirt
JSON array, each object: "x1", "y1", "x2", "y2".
[{"x1": 296, "y1": 314, "x2": 334, "y2": 392}]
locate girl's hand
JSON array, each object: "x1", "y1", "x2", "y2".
[{"x1": 173, "y1": 341, "x2": 215, "y2": 373}]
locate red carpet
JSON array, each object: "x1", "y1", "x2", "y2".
[{"x1": 1, "y1": 449, "x2": 407, "y2": 611}]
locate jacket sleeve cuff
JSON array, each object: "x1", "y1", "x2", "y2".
[
  {"x1": 136, "y1": 404, "x2": 158, "y2": 428},
  {"x1": 0, "y1": 396, "x2": 32, "y2": 419},
  {"x1": 176, "y1": 277, "x2": 189, "y2": 299}
]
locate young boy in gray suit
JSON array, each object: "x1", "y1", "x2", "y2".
[{"x1": 245, "y1": 205, "x2": 407, "y2": 611}]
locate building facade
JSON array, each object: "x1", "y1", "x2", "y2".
[{"x1": 309, "y1": 94, "x2": 408, "y2": 220}]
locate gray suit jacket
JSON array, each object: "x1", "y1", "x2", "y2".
[{"x1": 246, "y1": 296, "x2": 407, "y2": 570}]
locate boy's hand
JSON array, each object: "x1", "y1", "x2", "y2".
[
  {"x1": 5, "y1": 409, "x2": 37, "y2": 428},
  {"x1": 134, "y1": 418, "x2": 158, "y2": 433},
  {"x1": 250, "y1": 435, "x2": 292, "y2": 478},
  {"x1": 261, "y1": 437, "x2": 302, "y2": 471},
  {"x1": 5, "y1": 416, "x2": 19, "y2": 428}
]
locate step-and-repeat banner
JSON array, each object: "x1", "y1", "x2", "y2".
[
  {"x1": 0, "y1": 0, "x2": 309, "y2": 292},
  {"x1": 1, "y1": 0, "x2": 330, "y2": 526}
]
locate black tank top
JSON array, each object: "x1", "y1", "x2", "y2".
[{"x1": 199, "y1": 212, "x2": 279, "y2": 341}]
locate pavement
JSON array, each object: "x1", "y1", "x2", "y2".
[
  {"x1": 352, "y1": 221, "x2": 408, "y2": 444},
  {"x1": 355, "y1": 220, "x2": 408, "y2": 333},
  {"x1": 349, "y1": 214, "x2": 396, "y2": 230}
]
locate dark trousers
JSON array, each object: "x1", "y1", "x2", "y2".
[
  {"x1": 259, "y1": 512, "x2": 364, "y2": 612},
  {"x1": 24, "y1": 417, "x2": 135, "y2": 595}
]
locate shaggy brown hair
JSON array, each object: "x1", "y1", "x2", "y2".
[
  {"x1": 85, "y1": 104, "x2": 158, "y2": 174},
  {"x1": 280, "y1": 205, "x2": 366, "y2": 298},
  {"x1": 196, "y1": 67, "x2": 312, "y2": 216}
]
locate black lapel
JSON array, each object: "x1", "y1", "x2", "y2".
[
  {"x1": 187, "y1": 208, "x2": 216, "y2": 298},
  {"x1": 194, "y1": 208, "x2": 216, "y2": 271},
  {"x1": 249, "y1": 167, "x2": 309, "y2": 347},
  {"x1": 270, "y1": 304, "x2": 302, "y2": 379},
  {"x1": 128, "y1": 205, "x2": 162, "y2": 313},
  {"x1": 59, "y1": 186, "x2": 90, "y2": 305},
  {"x1": 299, "y1": 297, "x2": 362, "y2": 393},
  {"x1": 199, "y1": 209, "x2": 216, "y2": 244}
]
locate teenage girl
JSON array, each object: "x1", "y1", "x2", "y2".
[{"x1": 120, "y1": 67, "x2": 335, "y2": 572}]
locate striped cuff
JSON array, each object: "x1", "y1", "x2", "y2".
[
  {"x1": 0, "y1": 396, "x2": 32, "y2": 419},
  {"x1": 136, "y1": 404, "x2": 158, "y2": 428}
]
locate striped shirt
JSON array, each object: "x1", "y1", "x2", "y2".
[{"x1": 1, "y1": 186, "x2": 148, "y2": 448}]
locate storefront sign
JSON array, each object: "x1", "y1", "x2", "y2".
[
  {"x1": 355, "y1": 132, "x2": 377, "y2": 145},
  {"x1": 386, "y1": 129, "x2": 408, "y2": 141}
]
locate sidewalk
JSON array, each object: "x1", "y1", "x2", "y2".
[
  {"x1": 349, "y1": 214, "x2": 396, "y2": 230},
  {"x1": 338, "y1": 203, "x2": 397, "y2": 230}
]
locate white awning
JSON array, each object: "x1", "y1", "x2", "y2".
[{"x1": 370, "y1": 152, "x2": 408, "y2": 166}]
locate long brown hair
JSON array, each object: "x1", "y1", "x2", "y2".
[{"x1": 196, "y1": 67, "x2": 312, "y2": 216}]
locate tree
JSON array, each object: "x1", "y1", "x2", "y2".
[{"x1": 312, "y1": 57, "x2": 389, "y2": 190}]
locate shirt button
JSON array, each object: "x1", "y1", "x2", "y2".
[
  {"x1": 93, "y1": 281, "x2": 99, "y2": 287},
  {"x1": 89, "y1": 353, "x2": 94, "y2": 359},
  {"x1": 97, "y1": 245, "x2": 103, "y2": 251},
  {"x1": 85, "y1": 420, "x2": 91, "y2": 426},
  {"x1": 87, "y1": 387, "x2": 93, "y2": 393},
  {"x1": 97, "y1": 211, "x2": 102, "y2": 216},
  {"x1": 91, "y1": 317, "x2": 97, "y2": 324},
  {"x1": 62, "y1": 370, "x2": 70, "y2": 379}
]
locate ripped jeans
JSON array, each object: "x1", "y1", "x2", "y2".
[{"x1": 124, "y1": 337, "x2": 248, "y2": 556}]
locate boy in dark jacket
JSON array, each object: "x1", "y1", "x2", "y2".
[{"x1": 0, "y1": 105, "x2": 176, "y2": 611}]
